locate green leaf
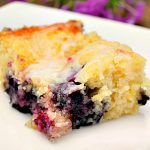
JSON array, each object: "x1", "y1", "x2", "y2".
[
  {"x1": 108, "y1": 0, "x2": 120, "y2": 8},
  {"x1": 58, "y1": 0, "x2": 68, "y2": 5}
]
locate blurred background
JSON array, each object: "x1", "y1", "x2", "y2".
[{"x1": 0, "y1": 0, "x2": 150, "y2": 28}]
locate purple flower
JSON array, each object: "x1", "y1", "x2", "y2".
[
  {"x1": 8, "y1": 0, "x2": 27, "y2": 1},
  {"x1": 73, "y1": 0, "x2": 145, "y2": 24},
  {"x1": 118, "y1": 1, "x2": 145, "y2": 24},
  {"x1": 74, "y1": 0, "x2": 108, "y2": 16},
  {"x1": 134, "y1": 1, "x2": 145, "y2": 23},
  {"x1": 101, "y1": 0, "x2": 145, "y2": 24},
  {"x1": 12, "y1": 0, "x2": 144, "y2": 25}
]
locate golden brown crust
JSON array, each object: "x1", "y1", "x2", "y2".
[
  {"x1": 0, "y1": 21, "x2": 83, "y2": 38},
  {"x1": 0, "y1": 20, "x2": 84, "y2": 80}
]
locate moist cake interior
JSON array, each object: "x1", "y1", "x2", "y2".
[{"x1": 0, "y1": 21, "x2": 149, "y2": 139}]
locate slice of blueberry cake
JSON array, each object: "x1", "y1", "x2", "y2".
[{"x1": 0, "y1": 21, "x2": 149, "y2": 140}]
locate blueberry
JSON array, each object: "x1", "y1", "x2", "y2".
[
  {"x1": 25, "y1": 91, "x2": 37, "y2": 102},
  {"x1": 12, "y1": 103, "x2": 32, "y2": 114},
  {"x1": 7, "y1": 76, "x2": 18, "y2": 92},
  {"x1": 52, "y1": 81, "x2": 109, "y2": 129},
  {"x1": 70, "y1": 90, "x2": 83, "y2": 104},
  {"x1": 5, "y1": 75, "x2": 37, "y2": 114},
  {"x1": 138, "y1": 93, "x2": 149, "y2": 105}
]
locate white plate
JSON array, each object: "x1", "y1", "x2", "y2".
[{"x1": 0, "y1": 2, "x2": 150, "y2": 150}]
